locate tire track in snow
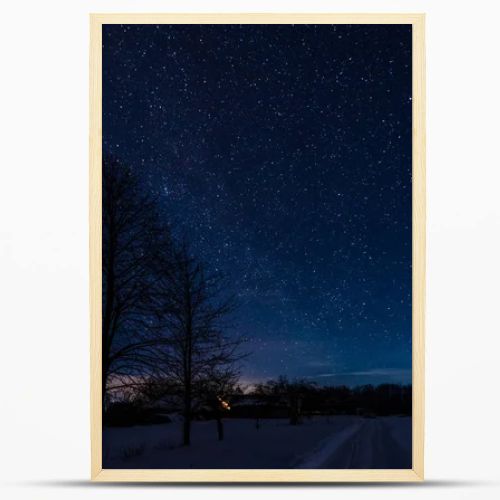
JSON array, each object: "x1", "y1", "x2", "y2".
[{"x1": 294, "y1": 421, "x2": 364, "y2": 469}]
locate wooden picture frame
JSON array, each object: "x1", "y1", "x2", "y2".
[{"x1": 90, "y1": 13, "x2": 425, "y2": 482}]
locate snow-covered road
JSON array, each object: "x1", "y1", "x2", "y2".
[{"x1": 295, "y1": 417, "x2": 411, "y2": 469}]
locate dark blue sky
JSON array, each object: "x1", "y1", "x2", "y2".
[{"x1": 103, "y1": 24, "x2": 412, "y2": 387}]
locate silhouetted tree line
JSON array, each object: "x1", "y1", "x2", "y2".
[
  {"x1": 102, "y1": 156, "x2": 244, "y2": 445},
  {"x1": 105, "y1": 375, "x2": 411, "y2": 431},
  {"x1": 236, "y1": 377, "x2": 411, "y2": 422}
]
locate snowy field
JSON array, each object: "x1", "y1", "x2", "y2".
[{"x1": 103, "y1": 415, "x2": 411, "y2": 469}]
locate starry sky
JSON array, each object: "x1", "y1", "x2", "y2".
[{"x1": 103, "y1": 24, "x2": 412, "y2": 387}]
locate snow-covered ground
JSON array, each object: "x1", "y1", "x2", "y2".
[{"x1": 103, "y1": 415, "x2": 411, "y2": 469}]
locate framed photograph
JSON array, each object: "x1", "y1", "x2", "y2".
[{"x1": 90, "y1": 13, "x2": 425, "y2": 482}]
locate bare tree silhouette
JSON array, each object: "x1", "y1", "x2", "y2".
[
  {"x1": 102, "y1": 156, "x2": 171, "y2": 405},
  {"x1": 154, "y1": 243, "x2": 244, "y2": 446}
]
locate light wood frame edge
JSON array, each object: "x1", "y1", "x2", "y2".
[
  {"x1": 89, "y1": 12, "x2": 425, "y2": 483},
  {"x1": 411, "y1": 14, "x2": 425, "y2": 482},
  {"x1": 89, "y1": 12, "x2": 103, "y2": 482}
]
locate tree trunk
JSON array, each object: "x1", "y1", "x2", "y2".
[
  {"x1": 183, "y1": 389, "x2": 191, "y2": 446},
  {"x1": 216, "y1": 414, "x2": 224, "y2": 441},
  {"x1": 182, "y1": 271, "x2": 193, "y2": 447},
  {"x1": 102, "y1": 359, "x2": 109, "y2": 410},
  {"x1": 102, "y1": 233, "x2": 115, "y2": 408},
  {"x1": 289, "y1": 396, "x2": 301, "y2": 425}
]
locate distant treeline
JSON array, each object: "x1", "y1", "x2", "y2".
[
  {"x1": 239, "y1": 377, "x2": 412, "y2": 420},
  {"x1": 105, "y1": 376, "x2": 411, "y2": 428}
]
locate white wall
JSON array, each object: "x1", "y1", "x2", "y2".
[{"x1": 1, "y1": 1, "x2": 499, "y2": 499}]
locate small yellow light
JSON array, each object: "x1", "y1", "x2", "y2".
[{"x1": 218, "y1": 396, "x2": 231, "y2": 411}]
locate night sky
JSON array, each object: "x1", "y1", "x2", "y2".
[{"x1": 103, "y1": 24, "x2": 412, "y2": 387}]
